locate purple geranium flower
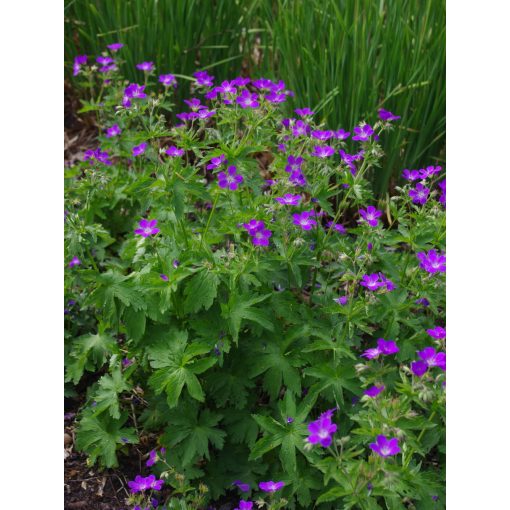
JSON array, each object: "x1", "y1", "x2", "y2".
[
  {"x1": 236, "y1": 90, "x2": 259, "y2": 109},
  {"x1": 438, "y1": 179, "x2": 446, "y2": 206},
  {"x1": 352, "y1": 124, "x2": 374, "y2": 141},
  {"x1": 411, "y1": 360, "x2": 429, "y2": 377},
  {"x1": 378, "y1": 272, "x2": 395, "y2": 291},
  {"x1": 289, "y1": 170, "x2": 307, "y2": 187},
  {"x1": 73, "y1": 55, "x2": 87, "y2": 76},
  {"x1": 378, "y1": 109, "x2": 401, "y2": 121},
  {"x1": 105, "y1": 124, "x2": 121, "y2": 138},
  {"x1": 427, "y1": 326, "x2": 446, "y2": 339},
  {"x1": 311, "y1": 145, "x2": 335, "y2": 158},
  {"x1": 285, "y1": 155, "x2": 303, "y2": 173},
  {"x1": 369, "y1": 435, "x2": 401, "y2": 457},
  {"x1": 242, "y1": 220, "x2": 265, "y2": 236},
  {"x1": 159, "y1": 74, "x2": 177, "y2": 87},
  {"x1": 265, "y1": 91, "x2": 287, "y2": 103},
  {"x1": 409, "y1": 183, "x2": 430, "y2": 205},
  {"x1": 419, "y1": 165, "x2": 442, "y2": 179},
  {"x1": 193, "y1": 70, "x2": 214, "y2": 87},
  {"x1": 362, "y1": 338, "x2": 399, "y2": 359},
  {"x1": 417, "y1": 249, "x2": 446, "y2": 273},
  {"x1": 417, "y1": 347, "x2": 446, "y2": 370},
  {"x1": 184, "y1": 98, "x2": 206, "y2": 111},
  {"x1": 364, "y1": 384, "x2": 385, "y2": 398},
  {"x1": 232, "y1": 480, "x2": 250, "y2": 492},
  {"x1": 136, "y1": 61, "x2": 154, "y2": 72},
  {"x1": 134, "y1": 219, "x2": 160, "y2": 237},
  {"x1": 307, "y1": 414, "x2": 337, "y2": 447},
  {"x1": 359, "y1": 273, "x2": 384, "y2": 291},
  {"x1": 334, "y1": 296, "x2": 348, "y2": 306},
  {"x1": 194, "y1": 108, "x2": 216, "y2": 119},
  {"x1": 402, "y1": 169, "x2": 421, "y2": 181},
  {"x1": 146, "y1": 449, "x2": 157, "y2": 467},
  {"x1": 166, "y1": 146, "x2": 184, "y2": 157},
  {"x1": 334, "y1": 129, "x2": 351, "y2": 140},
  {"x1": 232, "y1": 76, "x2": 251, "y2": 87},
  {"x1": 292, "y1": 211, "x2": 317, "y2": 230},
  {"x1": 259, "y1": 481, "x2": 285, "y2": 493},
  {"x1": 128, "y1": 475, "x2": 163, "y2": 494},
  {"x1": 107, "y1": 43, "x2": 123, "y2": 52},
  {"x1": 235, "y1": 501, "x2": 253, "y2": 510},
  {"x1": 326, "y1": 221, "x2": 346, "y2": 234},
  {"x1": 415, "y1": 297, "x2": 430, "y2": 307},
  {"x1": 275, "y1": 193, "x2": 302, "y2": 206},
  {"x1": 218, "y1": 166, "x2": 244, "y2": 190},
  {"x1": 69, "y1": 256, "x2": 81, "y2": 268},
  {"x1": 132, "y1": 142, "x2": 147, "y2": 157},
  {"x1": 295, "y1": 107, "x2": 314, "y2": 116},
  {"x1": 252, "y1": 78, "x2": 274, "y2": 90},
  {"x1": 96, "y1": 56, "x2": 114, "y2": 66},
  {"x1": 206, "y1": 154, "x2": 226, "y2": 170},
  {"x1": 216, "y1": 80, "x2": 237, "y2": 95},
  {"x1": 252, "y1": 228, "x2": 272, "y2": 247},
  {"x1": 160, "y1": 274, "x2": 169, "y2": 281},
  {"x1": 311, "y1": 130, "x2": 334, "y2": 141},
  {"x1": 291, "y1": 120, "x2": 310, "y2": 137},
  {"x1": 359, "y1": 206, "x2": 383, "y2": 227}
]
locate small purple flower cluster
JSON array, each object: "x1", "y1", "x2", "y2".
[
  {"x1": 84, "y1": 148, "x2": 112, "y2": 166},
  {"x1": 417, "y1": 249, "x2": 446, "y2": 274},
  {"x1": 402, "y1": 165, "x2": 443, "y2": 206},
  {"x1": 242, "y1": 220, "x2": 272, "y2": 246},
  {"x1": 362, "y1": 338, "x2": 399, "y2": 360},
  {"x1": 360, "y1": 273, "x2": 395, "y2": 292}
]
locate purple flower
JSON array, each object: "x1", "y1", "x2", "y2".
[
  {"x1": 193, "y1": 70, "x2": 215, "y2": 87},
  {"x1": 295, "y1": 107, "x2": 314, "y2": 116},
  {"x1": 206, "y1": 154, "x2": 226, "y2": 170},
  {"x1": 128, "y1": 475, "x2": 164, "y2": 494},
  {"x1": 402, "y1": 169, "x2": 420, "y2": 181},
  {"x1": 409, "y1": 183, "x2": 430, "y2": 205},
  {"x1": 159, "y1": 74, "x2": 177, "y2": 87},
  {"x1": 378, "y1": 272, "x2": 395, "y2": 291},
  {"x1": 427, "y1": 326, "x2": 446, "y2": 340},
  {"x1": 311, "y1": 145, "x2": 335, "y2": 158},
  {"x1": 146, "y1": 449, "x2": 157, "y2": 467},
  {"x1": 235, "y1": 501, "x2": 253, "y2": 510},
  {"x1": 307, "y1": 414, "x2": 337, "y2": 447},
  {"x1": 69, "y1": 256, "x2": 81, "y2": 268},
  {"x1": 352, "y1": 124, "x2": 374, "y2": 141},
  {"x1": 124, "y1": 83, "x2": 146, "y2": 100},
  {"x1": 96, "y1": 56, "x2": 114, "y2": 66},
  {"x1": 73, "y1": 55, "x2": 87, "y2": 76},
  {"x1": 107, "y1": 43, "x2": 123, "y2": 52},
  {"x1": 184, "y1": 98, "x2": 206, "y2": 111},
  {"x1": 367, "y1": 242, "x2": 373, "y2": 251},
  {"x1": 242, "y1": 220, "x2": 265, "y2": 236},
  {"x1": 311, "y1": 130, "x2": 334, "y2": 141},
  {"x1": 252, "y1": 228, "x2": 272, "y2": 247},
  {"x1": 105, "y1": 124, "x2": 121, "y2": 138},
  {"x1": 259, "y1": 481, "x2": 285, "y2": 493},
  {"x1": 122, "y1": 357, "x2": 134, "y2": 368},
  {"x1": 417, "y1": 347, "x2": 446, "y2": 370},
  {"x1": 218, "y1": 166, "x2": 244, "y2": 190},
  {"x1": 359, "y1": 273, "x2": 385, "y2": 291},
  {"x1": 417, "y1": 249, "x2": 446, "y2": 273},
  {"x1": 173, "y1": 259, "x2": 180, "y2": 268},
  {"x1": 289, "y1": 170, "x2": 307, "y2": 187},
  {"x1": 285, "y1": 155, "x2": 303, "y2": 173},
  {"x1": 252, "y1": 78, "x2": 274, "y2": 90},
  {"x1": 165, "y1": 146, "x2": 184, "y2": 157},
  {"x1": 132, "y1": 142, "x2": 147, "y2": 157},
  {"x1": 232, "y1": 480, "x2": 250, "y2": 492},
  {"x1": 136, "y1": 61, "x2": 154, "y2": 72},
  {"x1": 411, "y1": 360, "x2": 429, "y2": 377},
  {"x1": 378, "y1": 109, "x2": 401, "y2": 121},
  {"x1": 292, "y1": 211, "x2": 317, "y2": 230},
  {"x1": 334, "y1": 296, "x2": 348, "y2": 306},
  {"x1": 415, "y1": 297, "x2": 430, "y2": 307},
  {"x1": 99, "y1": 63, "x2": 117, "y2": 73},
  {"x1": 236, "y1": 90, "x2": 259, "y2": 109},
  {"x1": 275, "y1": 194, "x2": 302, "y2": 206},
  {"x1": 419, "y1": 165, "x2": 442, "y2": 179},
  {"x1": 359, "y1": 206, "x2": 383, "y2": 227},
  {"x1": 194, "y1": 108, "x2": 216, "y2": 119},
  {"x1": 232, "y1": 76, "x2": 251, "y2": 87},
  {"x1": 364, "y1": 384, "x2": 385, "y2": 398},
  {"x1": 160, "y1": 274, "x2": 169, "y2": 282},
  {"x1": 334, "y1": 129, "x2": 351, "y2": 140},
  {"x1": 135, "y1": 219, "x2": 160, "y2": 237},
  {"x1": 369, "y1": 435, "x2": 401, "y2": 457},
  {"x1": 438, "y1": 179, "x2": 446, "y2": 206},
  {"x1": 326, "y1": 221, "x2": 346, "y2": 234},
  {"x1": 291, "y1": 120, "x2": 310, "y2": 137},
  {"x1": 362, "y1": 338, "x2": 399, "y2": 359},
  {"x1": 216, "y1": 80, "x2": 237, "y2": 95},
  {"x1": 265, "y1": 91, "x2": 287, "y2": 103},
  {"x1": 84, "y1": 148, "x2": 112, "y2": 166},
  {"x1": 287, "y1": 417, "x2": 294, "y2": 424}
]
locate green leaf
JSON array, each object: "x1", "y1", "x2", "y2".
[
  {"x1": 123, "y1": 307, "x2": 146, "y2": 342},
  {"x1": 93, "y1": 367, "x2": 131, "y2": 419},
  {"x1": 183, "y1": 269, "x2": 220, "y2": 314}
]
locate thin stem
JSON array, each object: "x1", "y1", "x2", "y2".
[{"x1": 202, "y1": 192, "x2": 220, "y2": 242}]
